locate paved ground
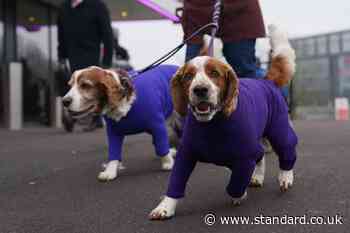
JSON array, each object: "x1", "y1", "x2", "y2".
[{"x1": 0, "y1": 121, "x2": 349, "y2": 233}]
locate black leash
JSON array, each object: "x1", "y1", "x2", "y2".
[
  {"x1": 131, "y1": 0, "x2": 222, "y2": 78},
  {"x1": 208, "y1": 0, "x2": 221, "y2": 57}
]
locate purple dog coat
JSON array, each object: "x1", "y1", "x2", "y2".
[
  {"x1": 166, "y1": 79, "x2": 298, "y2": 198},
  {"x1": 104, "y1": 65, "x2": 178, "y2": 161}
]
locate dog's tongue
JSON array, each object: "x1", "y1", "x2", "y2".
[{"x1": 197, "y1": 102, "x2": 210, "y2": 112}]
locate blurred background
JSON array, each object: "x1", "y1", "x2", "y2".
[{"x1": 0, "y1": 0, "x2": 350, "y2": 129}]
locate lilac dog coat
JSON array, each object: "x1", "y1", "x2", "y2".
[
  {"x1": 104, "y1": 65, "x2": 178, "y2": 161},
  {"x1": 166, "y1": 79, "x2": 298, "y2": 198}
]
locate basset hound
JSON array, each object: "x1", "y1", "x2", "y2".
[{"x1": 150, "y1": 25, "x2": 298, "y2": 220}]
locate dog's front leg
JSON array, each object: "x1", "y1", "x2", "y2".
[
  {"x1": 250, "y1": 156, "x2": 266, "y2": 187},
  {"x1": 232, "y1": 191, "x2": 248, "y2": 206},
  {"x1": 149, "y1": 196, "x2": 178, "y2": 220},
  {"x1": 98, "y1": 160, "x2": 119, "y2": 181}
]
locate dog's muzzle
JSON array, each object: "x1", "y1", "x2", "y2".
[{"x1": 193, "y1": 86, "x2": 208, "y2": 99}]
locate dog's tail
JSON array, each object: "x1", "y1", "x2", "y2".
[{"x1": 266, "y1": 25, "x2": 296, "y2": 87}]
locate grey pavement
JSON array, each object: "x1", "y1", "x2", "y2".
[{"x1": 0, "y1": 121, "x2": 349, "y2": 233}]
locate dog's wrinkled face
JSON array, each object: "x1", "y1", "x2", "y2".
[
  {"x1": 62, "y1": 66, "x2": 134, "y2": 119},
  {"x1": 172, "y1": 56, "x2": 239, "y2": 122}
]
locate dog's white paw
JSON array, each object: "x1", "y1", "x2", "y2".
[
  {"x1": 250, "y1": 157, "x2": 265, "y2": 187},
  {"x1": 161, "y1": 149, "x2": 176, "y2": 171},
  {"x1": 161, "y1": 157, "x2": 174, "y2": 170},
  {"x1": 149, "y1": 196, "x2": 177, "y2": 220},
  {"x1": 102, "y1": 161, "x2": 126, "y2": 170},
  {"x1": 98, "y1": 170, "x2": 117, "y2": 181},
  {"x1": 169, "y1": 148, "x2": 177, "y2": 157},
  {"x1": 278, "y1": 169, "x2": 294, "y2": 192},
  {"x1": 97, "y1": 160, "x2": 119, "y2": 182},
  {"x1": 232, "y1": 191, "x2": 247, "y2": 206},
  {"x1": 250, "y1": 174, "x2": 264, "y2": 187}
]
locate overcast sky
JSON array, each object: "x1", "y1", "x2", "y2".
[
  {"x1": 260, "y1": 0, "x2": 350, "y2": 37},
  {"x1": 116, "y1": 0, "x2": 350, "y2": 68}
]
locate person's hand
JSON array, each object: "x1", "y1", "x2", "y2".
[{"x1": 59, "y1": 59, "x2": 67, "y2": 70}]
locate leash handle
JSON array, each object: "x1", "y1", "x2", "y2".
[{"x1": 208, "y1": 0, "x2": 221, "y2": 57}]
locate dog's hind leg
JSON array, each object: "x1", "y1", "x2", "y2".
[
  {"x1": 265, "y1": 113, "x2": 298, "y2": 192},
  {"x1": 151, "y1": 117, "x2": 175, "y2": 171},
  {"x1": 249, "y1": 156, "x2": 265, "y2": 187}
]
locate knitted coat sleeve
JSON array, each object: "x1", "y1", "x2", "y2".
[
  {"x1": 166, "y1": 138, "x2": 197, "y2": 199},
  {"x1": 105, "y1": 118, "x2": 125, "y2": 161}
]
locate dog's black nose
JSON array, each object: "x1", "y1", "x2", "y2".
[
  {"x1": 193, "y1": 86, "x2": 208, "y2": 98},
  {"x1": 62, "y1": 97, "x2": 72, "y2": 108}
]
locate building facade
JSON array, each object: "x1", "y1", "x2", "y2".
[
  {"x1": 0, "y1": 0, "x2": 58, "y2": 128},
  {"x1": 291, "y1": 30, "x2": 350, "y2": 119},
  {"x1": 0, "y1": 0, "x2": 176, "y2": 129}
]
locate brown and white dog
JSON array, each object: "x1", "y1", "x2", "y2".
[
  {"x1": 62, "y1": 68, "x2": 135, "y2": 120},
  {"x1": 62, "y1": 65, "x2": 180, "y2": 181},
  {"x1": 149, "y1": 25, "x2": 297, "y2": 220}
]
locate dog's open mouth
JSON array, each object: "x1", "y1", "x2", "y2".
[
  {"x1": 68, "y1": 105, "x2": 95, "y2": 118},
  {"x1": 192, "y1": 102, "x2": 214, "y2": 115}
]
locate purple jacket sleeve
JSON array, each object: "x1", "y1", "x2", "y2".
[
  {"x1": 105, "y1": 118, "x2": 124, "y2": 161},
  {"x1": 226, "y1": 158, "x2": 256, "y2": 198},
  {"x1": 150, "y1": 117, "x2": 170, "y2": 157},
  {"x1": 265, "y1": 112, "x2": 298, "y2": 171},
  {"x1": 166, "y1": 142, "x2": 197, "y2": 199}
]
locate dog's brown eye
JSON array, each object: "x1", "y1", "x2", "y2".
[
  {"x1": 81, "y1": 83, "x2": 92, "y2": 90},
  {"x1": 211, "y1": 70, "x2": 220, "y2": 78},
  {"x1": 183, "y1": 74, "x2": 193, "y2": 81}
]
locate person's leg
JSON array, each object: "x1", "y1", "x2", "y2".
[
  {"x1": 185, "y1": 44, "x2": 202, "y2": 62},
  {"x1": 223, "y1": 39, "x2": 258, "y2": 78}
]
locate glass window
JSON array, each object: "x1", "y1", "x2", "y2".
[
  {"x1": 316, "y1": 36, "x2": 327, "y2": 55},
  {"x1": 295, "y1": 58, "x2": 331, "y2": 107},
  {"x1": 304, "y1": 38, "x2": 315, "y2": 57},
  {"x1": 17, "y1": 0, "x2": 51, "y2": 124},
  {"x1": 296, "y1": 40, "x2": 304, "y2": 58},
  {"x1": 290, "y1": 40, "x2": 301, "y2": 58},
  {"x1": 338, "y1": 55, "x2": 350, "y2": 98},
  {"x1": 329, "y1": 34, "x2": 340, "y2": 54},
  {"x1": 0, "y1": 0, "x2": 4, "y2": 125},
  {"x1": 342, "y1": 32, "x2": 350, "y2": 52}
]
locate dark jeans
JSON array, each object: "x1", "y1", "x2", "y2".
[{"x1": 185, "y1": 39, "x2": 262, "y2": 78}]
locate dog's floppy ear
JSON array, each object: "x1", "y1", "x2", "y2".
[
  {"x1": 96, "y1": 70, "x2": 120, "y2": 111},
  {"x1": 68, "y1": 69, "x2": 83, "y2": 86},
  {"x1": 171, "y1": 66, "x2": 189, "y2": 117},
  {"x1": 222, "y1": 66, "x2": 239, "y2": 117},
  {"x1": 118, "y1": 71, "x2": 134, "y2": 101}
]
